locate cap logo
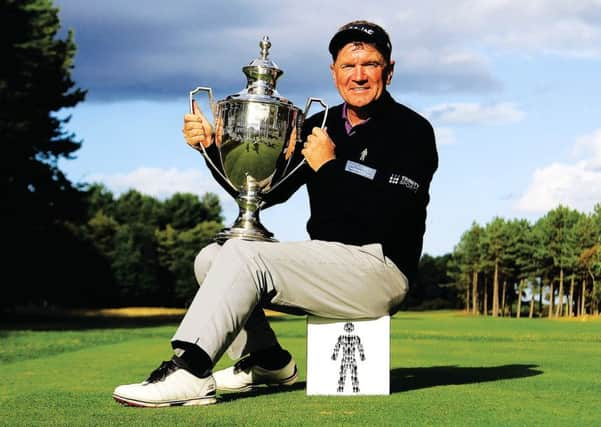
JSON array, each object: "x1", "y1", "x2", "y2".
[{"x1": 349, "y1": 25, "x2": 374, "y2": 35}]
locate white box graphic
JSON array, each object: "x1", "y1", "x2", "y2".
[{"x1": 306, "y1": 316, "x2": 390, "y2": 395}]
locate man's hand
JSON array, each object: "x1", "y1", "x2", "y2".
[
  {"x1": 302, "y1": 127, "x2": 336, "y2": 171},
  {"x1": 183, "y1": 100, "x2": 214, "y2": 150}
]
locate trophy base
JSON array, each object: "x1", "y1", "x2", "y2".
[{"x1": 214, "y1": 227, "x2": 277, "y2": 243}]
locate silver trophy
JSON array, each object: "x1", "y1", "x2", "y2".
[{"x1": 190, "y1": 36, "x2": 328, "y2": 242}]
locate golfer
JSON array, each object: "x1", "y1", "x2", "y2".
[{"x1": 113, "y1": 20, "x2": 438, "y2": 407}]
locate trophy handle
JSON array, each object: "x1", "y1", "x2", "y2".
[
  {"x1": 189, "y1": 86, "x2": 217, "y2": 119},
  {"x1": 303, "y1": 97, "x2": 329, "y2": 129},
  {"x1": 265, "y1": 98, "x2": 329, "y2": 195},
  {"x1": 188, "y1": 86, "x2": 238, "y2": 194}
]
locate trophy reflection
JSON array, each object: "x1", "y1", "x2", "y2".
[{"x1": 190, "y1": 36, "x2": 327, "y2": 242}]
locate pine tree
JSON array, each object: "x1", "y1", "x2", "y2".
[{"x1": 1, "y1": 0, "x2": 86, "y2": 307}]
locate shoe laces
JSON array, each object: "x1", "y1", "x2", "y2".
[{"x1": 145, "y1": 360, "x2": 178, "y2": 383}]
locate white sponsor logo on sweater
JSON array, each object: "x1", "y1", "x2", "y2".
[{"x1": 389, "y1": 174, "x2": 420, "y2": 192}]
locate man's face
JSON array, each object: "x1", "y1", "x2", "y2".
[{"x1": 330, "y1": 42, "x2": 394, "y2": 109}]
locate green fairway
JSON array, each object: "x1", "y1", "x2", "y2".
[{"x1": 1, "y1": 311, "x2": 600, "y2": 426}]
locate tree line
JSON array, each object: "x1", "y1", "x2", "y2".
[
  {"x1": 448, "y1": 205, "x2": 601, "y2": 317},
  {"x1": 5, "y1": 183, "x2": 224, "y2": 309},
  {"x1": 82, "y1": 185, "x2": 223, "y2": 307}
]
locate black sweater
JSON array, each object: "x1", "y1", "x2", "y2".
[{"x1": 263, "y1": 91, "x2": 438, "y2": 283}]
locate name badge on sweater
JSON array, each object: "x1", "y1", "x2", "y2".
[{"x1": 345, "y1": 160, "x2": 376, "y2": 180}]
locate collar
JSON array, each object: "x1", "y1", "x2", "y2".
[
  {"x1": 342, "y1": 103, "x2": 371, "y2": 135},
  {"x1": 341, "y1": 90, "x2": 395, "y2": 134}
]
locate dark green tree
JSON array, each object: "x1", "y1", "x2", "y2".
[
  {"x1": 572, "y1": 213, "x2": 596, "y2": 316},
  {"x1": 161, "y1": 192, "x2": 223, "y2": 230},
  {"x1": 111, "y1": 223, "x2": 161, "y2": 305},
  {"x1": 451, "y1": 222, "x2": 484, "y2": 314},
  {"x1": 1, "y1": 0, "x2": 87, "y2": 307},
  {"x1": 84, "y1": 183, "x2": 116, "y2": 219},
  {"x1": 200, "y1": 193, "x2": 224, "y2": 223},
  {"x1": 481, "y1": 217, "x2": 511, "y2": 316},
  {"x1": 113, "y1": 189, "x2": 163, "y2": 228},
  {"x1": 503, "y1": 219, "x2": 535, "y2": 318},
  {"x1": 157, "y1": 221, "x2": 223, "y2": 306},
  {"x1": 532, "y1": 216, "x2": 554, "y2": 316},
  {"x1": 542, "y1": 206, "x2": 580, "y2": 317},
  {"x1": 408, "y1": 253, "x2": 456, "y2": 309}
]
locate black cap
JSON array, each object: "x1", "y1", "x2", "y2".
[{"x1": 328, "y1": 21, "x2": 392, "y2": 62}]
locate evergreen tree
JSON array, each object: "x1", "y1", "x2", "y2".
[
  {"x1": 200, "y1": 192, "x2": 224, "y2": 223},
  {"x1": 113, "y1": 189, "x2": 163, "y2": 228},
  {"x1": 112, "y1": 223, "x2": 161, "y2": 305},
  {"x1": 481, "y1": 217, "x2": 510, "y2": 316},
  {"x1": 84, "y1": 183, "x2": 116, "y2": 219},
  {"x1": 410, "y1": 253, "x2": 456, "y2": 309},
  {"x1": 161, "y1": 192, "x2": 222, "y2": 230},
  {"x1": 544, "y1": 206, "x2": 580, "y2": 316},
  {"x1": 532, "y1": 216, "x2": 555, "y2": 316},
  {"x1": 1, "y1": 0, "x2": 86, "y2": 223},
  {"x1": 1, "y1": 0, "x2": 86, "y2": 307},
  {"x1": 451, "y1": 222, "x2": 483, "y2": 314},
  {"x1": 504, "y1": 219, "x2": 535, "y2": 318}
]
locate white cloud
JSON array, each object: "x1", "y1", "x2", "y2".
[
  {"x1": 89, "y1": 167, "x2": 217, "y2": 198},
  {"x1": 515, "y1": 129, "x2": 601, "y2": 213},
  {"x1": 88, "y1": 167, "x2": 238, "y2": 218},
  {"x1": 573, "y1": 129, "x2": 601, "y2": 168},
  {"x1": 425, "y1": 102, "x2": 526, "y2": 125}
]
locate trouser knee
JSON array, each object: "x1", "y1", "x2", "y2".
[
  {"x1": 193, "y1": 242, "x2": 222, "y2": 286},
  {"x1": 217, "y1": 239, "x2": 268, "y2": 286},
  {"x1": 194, "y1": 239, "x2": 262, "y2": 283},
  {"x1": 218, "y1": 239, "x2": 261, "y2": 268}
]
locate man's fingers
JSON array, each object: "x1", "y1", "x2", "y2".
[
  {"x1": 311, "y1": 126, "x2": 324, "y2": 137},
  {"x1": 184, "y1": 101, "x2": 214, "y2": 149},
  {"x1": 191, "y1": 100, "x2": 211, "y2": 124},
  {"x1": 184, "y1": 110, "x2": 213, "y2": 134},
  {"x1": 311, "y1": 126, "x2": 329, "y2": 136},
  {"x1": 183, "y1": 118, "x2": 204, "y2": 132},
  {"x1": 310, "y1": 126, "x2": 333, "y2": 144},
  {"x1": 192, "y1": 99, "x2": 202, "y2": 116},
  {"x1": 184, "y1": 128, "x2": 205, "y2": 137}
]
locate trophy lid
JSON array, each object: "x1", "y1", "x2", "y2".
[{"x1": 235, "y1": 36, "x2": 288, "y2": 101}]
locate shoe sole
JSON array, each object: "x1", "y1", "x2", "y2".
[
  {"x1": 217, "y1": 367, "x2": 298, "y2": 393},
  {"x1": 112, "y1": 393, "x2": 217, "y2": 407}
]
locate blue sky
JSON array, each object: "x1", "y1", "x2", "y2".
[{"x1": 55, "y1": 0, "x2": 601, "y2": 256}]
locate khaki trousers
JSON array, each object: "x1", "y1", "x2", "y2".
[{"x1": 171, "y1": 239, "x2": 408, "y2": 364}]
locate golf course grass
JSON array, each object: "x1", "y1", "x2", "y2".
[{"x1": 1, "y1": 310, "x2": 600, "y2": 426}]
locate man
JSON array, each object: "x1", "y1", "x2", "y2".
[{"x1": 113, "y1": 20, "x2": 438, "y2": 407}]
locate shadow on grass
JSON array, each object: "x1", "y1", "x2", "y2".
[
  {"x1": 214, "y1": 364, "x2": 542, "y2": 401},
  {"x1": 390, "y1": 364, "x2": 543, "y2": 392},
  {"x1": 218, "y1": 381, "x2": 307, "y2": 402}
]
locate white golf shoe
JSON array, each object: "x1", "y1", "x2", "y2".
[
  {"x1": 113, "y1": 359, "x2": 217, "y2": 407},
  {"x1": 213, "y1": 355, "x2": 298, "y2": 392}
]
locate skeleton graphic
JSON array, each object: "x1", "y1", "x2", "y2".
[{"x1": 331, "y1": 322, "x2": 366, "y2": 393}]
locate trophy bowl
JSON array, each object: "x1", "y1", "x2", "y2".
[{"x1": 190, "y1": 36, "x2": 327, "y2": 243}]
